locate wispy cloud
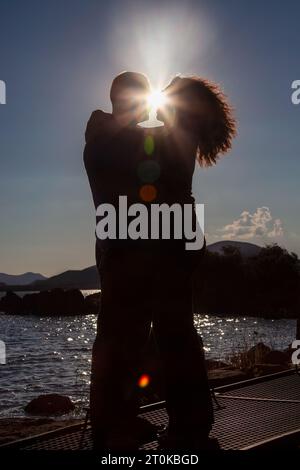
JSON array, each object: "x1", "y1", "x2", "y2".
[{"x1": 219, "y1": 207, "x2": 284, "y2": 241}]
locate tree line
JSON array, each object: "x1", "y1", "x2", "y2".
[{"x1": 193, "y1": 244, "x2": 300, "y2": 318}]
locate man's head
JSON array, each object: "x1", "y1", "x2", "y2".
[{"x1": 110, "y1": 72, "x2": 151, "y2": 126}]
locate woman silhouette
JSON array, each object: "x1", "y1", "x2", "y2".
[{"x1": 152, "y1": 75, "x2": 236, "y2": 449}]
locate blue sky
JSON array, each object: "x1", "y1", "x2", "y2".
[{"x1": 0, "y1": 0, "x2": 299, "y2": 276}]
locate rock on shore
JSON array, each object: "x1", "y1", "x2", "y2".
[
  {"x1": 0, "y1": 289, "x2": 101, "y2": 315},
  {"x1": 24, "y1": 394, "x2": 75, "y2": 416}
]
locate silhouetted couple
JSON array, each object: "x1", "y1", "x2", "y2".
[{"x1": 84, "y1": 71, "x2": 236, "y2": 451}]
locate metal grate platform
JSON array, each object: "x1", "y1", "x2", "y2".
[
  {"x1": 216, "y1": 373, "x2": 300, "y2": 402},
  {"x1": 1, "y1": 370, "x2": 300, "y2": 451}
]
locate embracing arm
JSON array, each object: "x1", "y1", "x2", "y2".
[
  {"x1": 85, "y1": 110, "x2": 107, "y2": 144},
  {"x1": 84, "y1": 109, "x2": 113, "y2": 176}
]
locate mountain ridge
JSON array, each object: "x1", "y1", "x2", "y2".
[
  {"x1": 0, "y1": 241, "x2": 262, "y2": 291},
  {"x1": 0, "y1": 272, "x2": 47, "y2": 286}
]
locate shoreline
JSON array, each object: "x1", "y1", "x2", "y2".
[
  {"x1": 0, "y1": 418, "x2": 82, "y2": 445},
  {"x1": 0, "y1": 364, "x2": 292, "y2": 444}
]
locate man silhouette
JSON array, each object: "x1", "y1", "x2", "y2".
[{"x1": 84, "y1": 72, "x2": 157, "y2": 450}]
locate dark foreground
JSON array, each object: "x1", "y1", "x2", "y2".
[{"x1": 1, "y1": 370, "x2": 300, "y2": 452}]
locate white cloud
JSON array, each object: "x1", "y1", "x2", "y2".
[{"x1": 219, "y1": 207, "x2": 284, "y2": 241}]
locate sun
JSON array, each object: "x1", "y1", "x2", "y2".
[{"x1": 147, "y1": 89, "x2": 166, "y2": 111}]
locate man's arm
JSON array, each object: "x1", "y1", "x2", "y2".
[
  {"x1": 85, "y1": 110, "x2": 107, "y2": 144},
  {"x1": 84, "y1": 109, "x2": 112, "y2": 179},
  {"x1": 84, "y1": 110, "x2": 117, "y2": 207}
]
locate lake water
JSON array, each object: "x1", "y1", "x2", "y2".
[{"x1": 0, "y1": 290, "x2": 297, "y2": 418}]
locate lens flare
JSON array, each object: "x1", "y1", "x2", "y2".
[
  {"x1": 139, "y1": 184, "x2": 157, "y2": 202},
  {"x1": 138, "y1": 373, "x2": 151, "y2": 388}
]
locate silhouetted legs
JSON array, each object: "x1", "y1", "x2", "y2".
[
  {"x1": 90, "y1": 243, "x2": 213, "y2": 448},
  {"x1": 153, "y1": 247, "x2": 213, "y2": 438},
  {"x1": 90, "y1": 245, "x2": 153, "y2": 445}
]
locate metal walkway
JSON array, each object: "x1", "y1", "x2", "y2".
[{"x1": 1, "y1": 370, "x2": 300, "y2": 451}]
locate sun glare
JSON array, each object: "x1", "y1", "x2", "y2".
[{"x1": 147, "y1": 89, "x2": 166, "y2": 111}]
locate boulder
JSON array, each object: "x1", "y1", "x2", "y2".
[
  {"x1": 246, "y1": 343, "x2": 271, "y2": 364},
  {"x1": 31, "y1": 289, "x2": 85, "y2": 315},
  {"x1": 264, "y1": 350, "x2": 290, "y2": 365},
  {"x1": 3, "y1": 289, "x2": 87, "y2": 315},
  {"x1": 0, "y1": 291, "x2": 22, "y2": 313},
  {"x1": 24, "y1": 394, "x2": 75, "y2": 416},
  {"x1": 84, "y1": 292, "x2": 101, "y2": 313}
]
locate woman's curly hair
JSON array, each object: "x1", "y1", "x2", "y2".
[{"x1": 165, "y1": 76, "x2": 237, "y2": 167}]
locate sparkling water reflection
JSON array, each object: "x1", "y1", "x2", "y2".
[{"x1": 0, "y1": 293, "x2": 296, "y2": 418}]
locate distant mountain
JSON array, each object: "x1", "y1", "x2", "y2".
[
  {"x1": 207, "y1": 240, "x2": 261, "y2": 257},
  {"x1": 0, "y1": 272, "x2": 47, "y2": 286},
  {"x1": 0, "y1": 241, "x2": 262, "y2": 291},
  {"x1": 29, "y1": 265, "x2": 100, "y2": 291}
]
